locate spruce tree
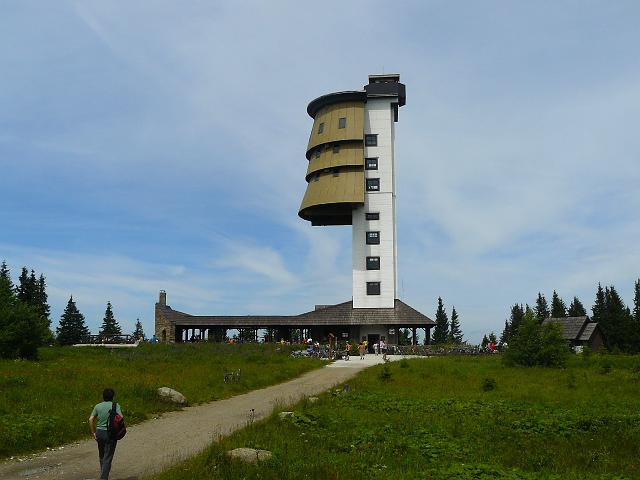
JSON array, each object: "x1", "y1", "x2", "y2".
[
  {"x1": 431, "y1": 297, "x2": 449, "y2": 344},
  {"x1": 481, "y1": 334, "x2": 489, "y2": 350},
  {"x1": 592, "y1": 283, "x2": 606, "y2": 324},
  {"x1": 535, "y1": 292, "x2": 550, "y2": 321},
  {"x1": 17, "y1": 267, "x2": 31, "y2": 302},
  {"x1": 448, "y1": 306, "x2": 463, "y2": 344},
  {"x1": 633, "y1": 279, "x2": 640, "y2": 323},
  {"x1": 503, "y1": 304, "x2": 525, "y2": 343},
  {"x1": 500, "y1": 319, "x2": 510, "y2": 344},
  {"x1": 603, "y1": 286, "x2": 635, "y2": 352},
  {"x1": 133, "y1": 319, "x2": 145, "y2": 340},
  {"x1": 567, "y1": 296, "x2": 587, "y2": 317},
  {"x1": 56, "y1": 296, "x2": 90, "y2": 345},
  {"x1": 0, "y1": 262, "x2": 49, "y2": 359},
  {"x1": 550, "y1": 290, "x2": 567, "y2": 318},
  {"x1": 0, "y1": 261, "x2": 13, "y2": 299},
  {"x1": 98, "y1": 302, "x2": 122, "y2": 340},
  {"x1": 35, "y1": 274, "x2": 50, "y2": 322}
]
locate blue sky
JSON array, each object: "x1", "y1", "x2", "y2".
[{"x1": 1, "y1": 1, "x2": 639, "y2": 342}]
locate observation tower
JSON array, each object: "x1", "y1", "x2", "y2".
[{"x1": 299, "y1": 74, "x2": 406, "y2": 309}]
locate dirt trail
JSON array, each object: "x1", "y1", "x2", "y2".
[{"x1": 0, "y1": 355, "x2": 400, "y2": 479}]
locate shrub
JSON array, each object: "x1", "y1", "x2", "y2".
[
  {"x1": 482, "y1": 377, "x2": 497, "y2": 391},
  {"x1": 503, "y1": 313, "x2": 569, "y2": 368},
  {"x1": 379, "y1": 364, "x2": 392, "y2": 382}
]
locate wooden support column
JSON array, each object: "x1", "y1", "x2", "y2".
[{"x1": 412, "y1": 328, "x2": 417, "y2": 345}]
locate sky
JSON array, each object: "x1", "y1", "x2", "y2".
[{"x1": 1, "y1": 1, "x2": 639, "y2": 342}]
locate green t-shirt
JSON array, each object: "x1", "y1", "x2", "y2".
[{"x1": 91, "y1": 401, "x2": 123, "y2": 430}]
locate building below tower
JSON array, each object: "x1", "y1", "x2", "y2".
[{"x1": 154, "y1": 291, "x2": 434, "y2": 347}]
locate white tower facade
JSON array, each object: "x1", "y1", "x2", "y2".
[{"x1": 352, "y1": 93, "x2": 400, "y2": 308}]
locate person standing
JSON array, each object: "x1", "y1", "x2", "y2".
[
  {"x1": 358, "y1": 342, "x2": 366, "y2": 360},
  {"x1": 88, "y1": 388, "x2": 123, "y2": 480},
  {"x1": 345, "y1": 341, "x2": 351, "y2": 360},
  {"x1": 380, "y1": 339, "x2": 387, "y2": 361}
]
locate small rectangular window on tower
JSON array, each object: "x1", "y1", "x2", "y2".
[
  {"x1": 366, "y1": 256, "x2": 380, "y2": 270},
  {"x1": 365, "y1": 158, "x2": 378, "y2": 170},
  {"x1": 366, "y1": 282, "x2": 381, "y2": 295},
  {"x1": 365, "y1": 212, "x2": 380, "y2": 221},
  {"x1": 366, "y1": 178, "x2": 380, "y2": 191},
  {"x1": 315, "y1": 148, "x2": 321, "y2": 158},
  {"x1": 338, "y1": 117, "x2": 346, "y2": 129},
  {"x1": 366, "y1": 231, "x2": 380, "y2": 245},
  {"x1": 365, "y1": 134, "x2": 378, "y2": 146},
  {"x1": 332, "y1": 144, "x2": 340, "y2": 154},
  {"x1": 332, "y1": 168, "x2": 340, "y2": 177},
  {"x1": 318, "y1": 122, "x2": 325, "y2": 134}
]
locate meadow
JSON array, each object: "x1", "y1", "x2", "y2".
[
  {"x1": 0, "y1": 343, "x2": 323, "y2": 458},
  {"x1": 154, "y1": 354, "x2": 640, "y2": 480}
]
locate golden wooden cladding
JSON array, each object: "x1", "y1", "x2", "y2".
[
  {"x1": 306, "y1": 101, "x2": 364, "y2": 156},
  {"x1": 299, "y1": 169, "x2": 365, "y2": 214},
  {"x1": 305, "y1": 141, "x2": 364, "y2": 179}
]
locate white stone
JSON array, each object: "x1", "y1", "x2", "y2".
[
  {"x1": 227, "y1": 448, "x2": 272, "y2": 463},
  {"x1": 157, "y1": 387, "x2": 187, "y2": 404},
  {"x1": 278, "y1": 411, "x2": 294, "y2": 419}
]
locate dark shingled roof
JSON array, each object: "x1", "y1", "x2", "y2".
[
  {"x1": 295, "y1": 299, "x2": 435, "y2": 326},
  {"x1": 578, "y1": 322, "x2": 598, "y2": 341},
  {"x1": 158, "y1": 299, "x2": 434, "y2": 328},
  {"x1": 542, "y1": 316, "x2": 600, "y2": 342}
]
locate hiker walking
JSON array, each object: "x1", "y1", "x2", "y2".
[
  {"x1": 345, "y1": 341, "x2": 351, "y2": 360},
  {"x1": 88, "y1": 388, "x2": 123, "y2": 480}
]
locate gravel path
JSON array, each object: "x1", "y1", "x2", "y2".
[{"x1": 0, "y1": 354, "x2": 402, "y2": 480}]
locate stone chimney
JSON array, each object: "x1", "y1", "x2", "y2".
[{"x1": 159, "y1": 290, "x2": 166, "y2": 306}]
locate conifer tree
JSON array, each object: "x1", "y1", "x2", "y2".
[
  {"x1": 488, "y1": 332, "x2": 497, "y2": 344},
  {"x1": 633, "y1": 279, "x2": 640, "y2": 323},
  {"x1": 0, "y1": 262, "x2": 49, "y2": 360},
  {"x1": 550, "y1": 290, "x2": 567, "y2": 318},
  {"x1": 35, "y1": 274, "x2": 50, "y2": 322},
  {"x1": 567, "y1": 296, "x2": 587, "y2": 317},
  {"x1": 431, "y1": 297, "x2": 449, "y2": 344},
  {"x1": 17, "y1": 267, "x2": 32, "y2": 302},
  {"x1": 133, "y1": 319, "x2": 145, "y2": 340},
  {"x1": 499, "y1": 319, "x2": 510, "y2": 344},
  {"x1": 56, "y1": 296, "x2": 90, "y2": 345},
  {"x1": 0, "y1": 261, "x2": 12, "y2": 298},
  {"x1": 481, "y1": 334, "x2": 489, "y2": 350},
  {"x1": 535, "y1": 292, "x2": 550, "y2": 321},
  {"x1": 448, "y1": 307, "x2": 463, "y2": 344},
  {"x1": 502, "y1": 304, "x2": 525, "y2": 343},
  {"x1": 592, "y1": 283, "x2": 606, "y2": 324},
  {"x1": 99, "y1": 302, "x2": 122, "y2": 339},
  {"x1": 602, "y1": 286, "x2": 635, "y2": 352}
]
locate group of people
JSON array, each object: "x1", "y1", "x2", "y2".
[{"x1": 343, "y1": 338, "x2": 388, "y2": 361}]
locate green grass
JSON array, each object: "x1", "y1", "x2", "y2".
[
  {"x1": 153, "y1": 354, "x2": 640, "y2": 480},
  {"x1": 0, "y1": 343, "x2": 323, "y2": 458}
]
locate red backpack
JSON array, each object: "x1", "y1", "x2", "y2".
[{"x1": 108, "y1": 402, "x2": 127, "y2": 440}]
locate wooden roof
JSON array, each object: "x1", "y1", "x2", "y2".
[
  {"x1": 158, "y1": 299, "x2": 434, "y2": 328},
  {"x1": 542, "y1": 316, "x2": 601, "y2": 342}
]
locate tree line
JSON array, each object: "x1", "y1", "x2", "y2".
[
  {"x1": 500, "y1": 280, "x2": 640, "y2": 353},
  {"x1": 0, "y1": 261, "x2": 145, "y2": 359}
]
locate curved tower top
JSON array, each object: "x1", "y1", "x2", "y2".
[{"x1": 299, "y1": 75, "x2": 406, "y2": 227}]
